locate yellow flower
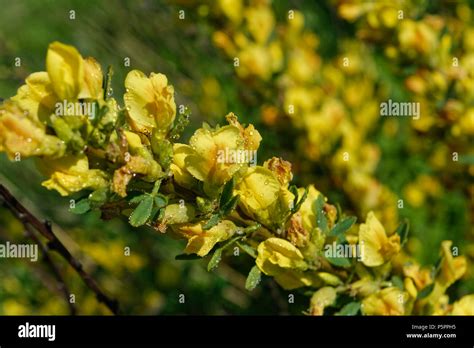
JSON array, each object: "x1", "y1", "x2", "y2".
[
  {"x1": 309, "y1": 287, "x2": 337, "y2": 316},
  {"x1": 172, "y1": 220, "x2": 236, "y2": 257},
  {"x1": 358, "y1": 211, "x2": 400, "y2": 267},
  {"x1": 256, "y1": 237, "x2": 321, "y2": 290},
  {"x1": 124, "y1": 70, "x2": 176, "y2": 135},
  {"x1": 170, "y1": 143, "x2": 197, "y2": 188},
  {"x1": 237, "y1": 44, "x2": 273, "y2": 80},
  {"x1": 245, "y1": 5, "x2": 275, "y2": 45},
  {"x1": 450, "y1": 295, "x2": 474, "y2": 315},
  {"x1": 0, "y1": 101, "x2": 65, "y2": 159},
  {"x1": 46, "y1": 41, "x2": 103, "y2": 101},
  {"x1": 112, "y1": 154, "x2": 162, "y2": 197},
  {"x1": 361, "y1": 287, "x2": 407, "y2": 315},
  {"x1": 403, "y1": 263, "x2": 432, "y2": 290},
  {"x1": 218, "y1": 0, "x2": 242, "y2": 25},
  {"x1": 38, "y1": 155, "x2": 109, "y2": 196},
  {"x1": 171, "y1": 115, "x2": 261, "y2": 196},
  {"x1": 437, "y1": 241, "x2": 466, "y2": 289},
  {"x1": 235, "y1": 166, "x2": 293, "y2": 228},
  {"x1": 349, "y1": 278, "x2": 380, "y2": 298},
  {"x1": 46, "y1": 41, "x2": 84, "y2": 100}
]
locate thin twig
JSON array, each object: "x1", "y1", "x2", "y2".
[
  {"x1": 23, "y1": 224, "x2": 77, "y2": 315},
  {"x1": 0, "y1": 184, "x2": 120, "y2": 315}
]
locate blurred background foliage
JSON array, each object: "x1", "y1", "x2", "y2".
[{"x1": 0, "y1": 0, "x2": 472, "y2": 314}]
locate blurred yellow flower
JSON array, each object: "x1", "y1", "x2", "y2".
[
  {"x1": 361, "y1": 287, "x2": 406, "y2": 315},
  {"x1": 309, "y1": 287, "x2": 336, "y2": 316},
  {"x1": 451, "y1": 295, "x2": 474, "y2": 315}
]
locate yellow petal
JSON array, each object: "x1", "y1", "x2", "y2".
[
  {"x1": 359, "y1": 211, "x2": 400, "y2": 267},
  {"x1": 451, "y1": 295, "x2": 474, "y2": 315},
  {"x1": 0, "y1": 101, "x2": 65, "y2": 159},
  {"x1": 124, "y1": 70, "x2": 155, "y2": 133},
  {"x1": 80, "y1": 57, "x2": 103, "y2": 99},
  {"x1": 309, "y1": 287, "x2": 337, "y2": 315},
  {"x1": 178, "y1": 220, "x2": 236, "y2": 257},
  {"x1": 361, "y1": 287, "x2": 406, "y2": 315},
  {"x1": 39, "y1": 155, "x2": 108, "y2": 196},
  {"x1": 256, "y1": 237, "x2": 307, "y2": 272},
  {"x1": 46, "y1": 42, "x2": 84, "y2": 100}
]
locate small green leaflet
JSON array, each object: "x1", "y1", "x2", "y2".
[
  {"x1": 395, "y1": 220, "x2": 409, "y2": 246},
  {"x1": 207, "y1": 236, "x2": 242, "y2": 271},
  {"x1": 391, "y1": 275, "x2": 404, "y2": 290},
  {"x1": 290, "y1": 186, "x2": 308, "y2": 214},
  {"x1": 220, "y1": 195, "x2": 240, "y2": 216},
  {"x1": 336, "y1": 302, "x2": 360, "y2": 316},
  {"x1": 245, "y1": 265, "x2": 262, "y2": 291},
  {"x1": 129, "y1": 194, "x2": 148, "y2": 204},
  {"x1": 154, "y1": 194, "x2": 167, "y2": 209},
  {"x1": 129, "y1": 195, "x2": 153, "y2": 227},
  {"x1": 69, "y1": 199, "x2": 90, "y2": 214},
  {"x1": 329, "y1": 216, "x2": 356, "y2": 237},
  {"x1": 220, "y1": 177, "x2": 234, "y2": 208},
  {"x1": 236, "y1": 242, "x2": 257, "y2": 258},
  {"x1": 326, "y1": 256, "x2": 351, "y2": 268},
  {"x1": 417, "y1": 283, "x2": 435, "y2": 299},
  {"x1": 203, "y1": 213, "x2": 220, "y2": 230},
  {"x1": 313, "y1": 195, "x2": 328, "y2": 234}
]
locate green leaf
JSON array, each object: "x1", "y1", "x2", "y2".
[
  {"x1": 175, "y1": 253, "x2": 202, "y2": 260},
  {"x1": 88, "y1": 188, "x2": 108, "y2": 207},
  {"x1": 245, "y1": 265, "x2": 262, "y2": 291},
  {"x1": 129, "y1": 194, "x2": 148, "y2": 204},
  {"x1": 292, "y1": 187, "x2": 308, "y2": 214},
  {"x1": 129, "y1": 195, "x2": 153, "y2": 227},
  {"x1": 207, "y1": 236, "x2": 242, "y2": 271},
  {"x1": 395, "y1": 220, "x2": 409, "y2": 246},
  {"x1": 220, "y1": 195, "x2": 240, "y2": 216},
  {"x1": 243, "y1": 223, "x2": 261, "y2": 234},
  {"x1": 431, "y1": 256, "x2": 443, "y2": 279},
  {"x1": 326, "y1": 256, "x2": 351, "y2": 268},
  {"x1": 220, "y1": 177, "x2": 234, "y2": 208},
  {"x1": 391, "y1": 275, "x2": 404, "y2": 290},
  {"x1": 154, "y1": 194, "x2": 167, "y2": 209},
  {"x1": 236, "y1": 242, "x2": 257, "y2": 258},
  {"x1": 203, "y1": 213, "x2": 220, "y2": 230},
  {"x1": 207, "y1": 248, "x2": 223, "y2": 271},
  {"x1": 169, "y1": 107, "x2": 191, "y2": 141},
  {"x1": 103, "y1": 65, "x2": 113, "y2": 100},
  {"x1": 69, "y1": 199, "x2": 90, "y2": 214},
  {"x1": 289, "y1": 185, "x2": 298, "y2": 204},
  {"x1": 336, "y1": 302, "x2": 361, "y2": 316},
  {"x1": 313, "y1": 195, "x2": 328, "y2": 234},
  {"x1": 329, "y1": 216, "x2": 357, "y2": 237},
  {"x1": 417, "y1": 283, "x2": 435, "y2": 299}
]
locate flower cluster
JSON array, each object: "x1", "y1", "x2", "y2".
[
  {"x1": 0, "y1": 42, "x2": 472, "y2": 315},
  {"x1": 212, "y1": 0, "x2": 400, "y2": 232}
]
